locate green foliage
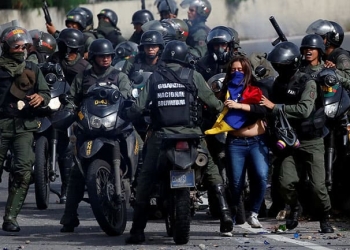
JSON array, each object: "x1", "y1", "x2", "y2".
[{"x1": 5, "y1": 0, "x2": 88, "y2": 11}]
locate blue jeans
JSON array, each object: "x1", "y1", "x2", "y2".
[{"x1": 226, "y1": 134, "x2": 269, "y2": 214}]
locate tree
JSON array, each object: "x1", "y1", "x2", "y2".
[{"x1": 0, "y1": 0, "x2": 89, "y2": 11}]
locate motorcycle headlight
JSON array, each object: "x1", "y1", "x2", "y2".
[
  {"x1": 89, "y1": 114, "x2": 117, "y2": 129},
  {"x1": 324, "y1": 102, "x2": 339, "y2": 118},
  {"x1": 90, "y1": 115, "x2": 102, "y2": 128},
  {"x1": 48, "y1": 96, "x2": 61, "y2": 111}
]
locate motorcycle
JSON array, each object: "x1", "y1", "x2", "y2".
[
  {"x1": 318, "y1": 69, "x2": 350, "y2": 210},
  {"x1": 155, "y1": 132, "x2": 208, "y2": 244},
  {"x1": 52, "y1": 81, "x2": 138, "y2": 236},
  {"x1": 34, "y1": 62, "x2": 70, "y2": 209}
]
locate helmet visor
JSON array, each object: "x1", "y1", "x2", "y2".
[
  {"x1": 180, "y1": 0, "x2": 200, "y2": 8},
  {"x1": 3, "y1": 28, "x2": 33, "y2": 46},
  {"x1": 306, "y1": 19, "x2": 334, "y2": 36}
]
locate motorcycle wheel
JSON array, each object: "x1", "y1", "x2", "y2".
[
  {"x1": 172, "y1": 188, "x2": 191, "y2": 245},
  {"x1": 34, "y1": 136, "x2": 50, "y2": 210},
  {"x1": 86, "y1": 159, "x2": 127, "y2": 236}
]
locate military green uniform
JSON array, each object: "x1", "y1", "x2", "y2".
[
  {"x1": 127, "y1": 63, "x2": 224, "y2": 201},
  {"x1": 129, "y1": 31, "x2": 143, "y2": 45},
  {"x1": 325, "y1": 48, "x2": 350, "y2": 85},
  {"x1": 0, "y1": 57, "x2": 50, "y2": 231},
  {"x1": 95, "y1": 21, "x2": 126, "y2": 48},
  {"x1": 186, "y1": 20, "x2": 210, "y2": 57},
  {"x1": 60, "y1": 65, "x2": 132, "y2": 229},
  {"x1": 271, "y1": 70, "x2": 331, "y2": 215}
]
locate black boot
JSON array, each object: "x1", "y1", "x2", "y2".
[
  {"x1": 320, "y1": 211, "x2": 334, "y2": 233},
  {"x1": 213, "y1": 184, "x2": 233, "y2": 233},
  {"x1": 286, "y1": 204, "x2": 300, "y2": 230},
  {"x1": 3, "y1": 173, "x2": 31, "y2": 232},
  {"x1": 58, "y1": 156, "x2": 73, "y2": 204},
  {"x1": 125, "y1": 202, "x2": 149, "y2": 244},
  {"x1": 60, "y1": 166, "x2": 85, "y2": 233}
]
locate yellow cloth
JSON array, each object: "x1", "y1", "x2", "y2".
[{"x1": 205, "y1": 91, "x2": 235, "y2": 135}]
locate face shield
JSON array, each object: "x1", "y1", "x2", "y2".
[
  {"x1": 2, "y1": 28, "x2": 33, "y2": 47},
  {"x1": 306, "y1": 19, "x2": 334, "y2": 36}
]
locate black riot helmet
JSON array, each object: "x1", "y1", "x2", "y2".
[
  {"x1": 180, "y1": 0, "x2": 211, "y2": 21},
  {"x1": 67, "y1": 7, "x2": 93, "y2": 31},
  {"x1": 131, "y1": 10, "x2": 154, "y2": 25},
  {"x1": 267, "y1": 41, "x2": 301, "y2": 76},
  {"x1": 65, "y1": 11, "x2": 87, "y2": 30},
  {"x1": 306, "y1": 19, "x2": 344, "y2": 48},
  {"x1": 206, "y1": 26, "x2": 235, "y2": 63},
  {"x1": 29, "y1": 29, "x2": 57, "y2": 55},
  {"x1": 97, "y1": 9, "x2": 118, "y2": 27},
  {"x1": 300, "y1": 34, "x2": 325, "y2": 54},
  {"x1": 156, "y1": 0, "x2": 179, "y2": 19},
  {"x1": 88, "y1": 38, "x2": 115, "y2": 63},
  {"x1": 228, "y1": 27, "x2": 240, "y2": 49},
  {"x1": 115, "y1": 41, "x2": 139, "y2": 60},
  {"x1": 0, "y1": 26, "x2": 32, "y2": 55},
  {"x1": 139, "y1": 30, "x2": 165, "y2": 51},
  {"x1": 161, "y1": 18, "x2": 189, "y2": 42},
  {"x1": 56, "y1": 28, "x2": 84, "y2": 49},
  {"x1": 161, "y1": 40, "x2": 189, "y2": 64}
]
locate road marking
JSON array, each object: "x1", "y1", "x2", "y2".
[{"x1": 238, "y1": 223, "x2": 333, "y2": 250}]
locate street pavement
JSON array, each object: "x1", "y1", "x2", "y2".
[{"x1": 0, "y1": 172, "x2": 350, "y2": 250}]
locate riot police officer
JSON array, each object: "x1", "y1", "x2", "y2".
[
  {"x1": 155, "y1": 0, "x2": 179, "y2": 20},
  {"x1": 122, "y1": 30, "x2": 165, "y2": 76},
  {"x1": 27, "y1": 30, "x2": 56, "y2": 64},
  {"x1": 260, "y1": 41, "x2": 334, "y2": 233},
  {"x1": 94, "y1": 8, "x2": 126, "y2": 48},
  {"x1": 46, "y1": 8, "x2": 95, "y2": 59},
  {"x1": 0, "y1": 26, "x2": 51, "y2": 232},
  {"x1": 60, "y1": 39, "x2": 132, "y2": 232},
  {"x1": 112, "y1": 41, "x2": 139, "y2": 69},
  {"x1": 306, "y1": 19, "x2": 350, "y2": 82},
  {"x1": 196, "y1": 26, "x2": 235, "y2": 81},
  {"x1": 124, "y1": 40, "x2": 233, "y2": 244},
  {"x1": 129, "y1": 9, "x2": 154, "y2": 44},
  {"x1": 49, "y1": 28, "x2": 90, "y2": 85},
  {"x1": 180, "y1": 0, "x2": 212, "y2": 57}
]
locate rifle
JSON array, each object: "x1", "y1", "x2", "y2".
[
  {"x1": 141, "y1": 0, "x2": 145, "y2": 10},
  {"x1": 269, "y1": 16, "x2": 287, "y2": 46},
  {"x1": 42, "y1": 0, "x2": 52, "y2": 25}
]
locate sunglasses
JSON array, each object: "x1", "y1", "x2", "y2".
[{"x1": 12, "y1": 44, "x2": 27, "y2": 50}]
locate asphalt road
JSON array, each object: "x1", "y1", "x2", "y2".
[
  {"x1": 2, "y1": 34, "x2": 350, "y2": 250},
  {"x1": 0, "y1": 172, "x2": 350, "y2": 250}
]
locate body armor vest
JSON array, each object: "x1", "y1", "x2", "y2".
[
  {"x1": 61, "y1": 57, "x2": 89, "y2": 85},
  {"x1": 273, "y1": 72, "x2": 326, "y2": 139},
  {"x1": 326, "y1": 47, "x2": 350, "y2": 64},
  {"x1": 28, "y1": 51, "x2": 47, "y2": 64},
  {"x1": 150, "y1": 66, "x2": 200, "y2": 129},
  {"x1": 82, "y1": 68, "x2": 120, "y2": 96},
  {"x1": 0, "y1": 61, "x2": 37, "y2": 117}
]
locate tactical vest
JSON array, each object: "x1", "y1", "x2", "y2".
[
  {"x1": 61, "y1": 57, "x2": 90, "y2": 85},
  {"x1": 150, "y1": 66, "x2": 200, "y2": 129},
  {"x1": 273, "y1": 72, "x2": 326, "y2": 139},
  {"x1": 186, "y1": 21, "x2": 210, "y2": 48},
  {"x1": 132, "y1": 55, "x2": 159, "y2": 73},
  {"x1": 326, "y1": 47, "x2": 350, "y2": 64},
  {"x1": 0, "y1": 61, "x2": 37, "y2": 117},
  {"x1": 28, "y1": 51, "x2": 47, "y2": 64},
  {"x1": 81, "y1": 68, "x2": 120, "y2": 96}
]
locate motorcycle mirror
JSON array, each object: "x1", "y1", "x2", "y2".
[{"x1": 255, "y1": 65, "x2": 267, "y2": 77}]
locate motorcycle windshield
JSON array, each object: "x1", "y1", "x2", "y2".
[{"x1": 306, "y1": 19, "x2": 334, "y2": 35}]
